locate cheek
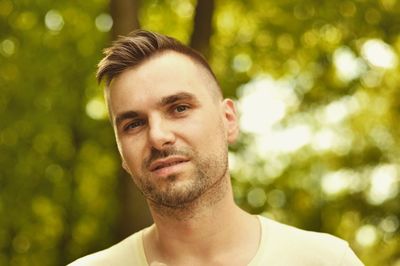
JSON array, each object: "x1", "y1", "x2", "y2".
[
  {"x1": 118, "y1": 137, "x2": 145, "y2": 170},
  {"x1": 180, "y1": 113, "x2": 226, "y2": 148}
]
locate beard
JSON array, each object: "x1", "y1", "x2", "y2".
[{"x1": 131, "y1": 145, "x2": 228, "y2": 210}]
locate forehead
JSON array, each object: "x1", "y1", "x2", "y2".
[{"x1": 106, "y1": 52, "x2": 216, "y2": 115}]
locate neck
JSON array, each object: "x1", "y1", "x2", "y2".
[{"x1": 144, "y1": 176, "x2": 259, "y2": 264}]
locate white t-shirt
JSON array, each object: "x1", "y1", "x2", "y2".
[{"x1": 68, "y1": 215, "x2": 364, "y2": 266}]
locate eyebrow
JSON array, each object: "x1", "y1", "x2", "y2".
[
  {"x1": 114, "y1": 92, "x2": 198, "y2": 127},
  {"x1": 158, "y1": 92, "x2": 198, "y2": 106},
  {"x1": 115, "y1": 111, "x2": 139, "y2": 127}
]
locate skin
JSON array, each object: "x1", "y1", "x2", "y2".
[{"x1": 106, "y1": 51, "x2": 260, "y2": 266}]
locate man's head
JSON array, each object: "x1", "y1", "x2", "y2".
[{"x1": 97, "y1": 30, "x2": 238, "y2": 211}]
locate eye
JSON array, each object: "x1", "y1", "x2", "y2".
[
  {"x1": 124, "y1": 119, "x2": 145, "y2": 131},
  {"x1": 174, "y1": 105, "x2": 189, "y2": 113}
]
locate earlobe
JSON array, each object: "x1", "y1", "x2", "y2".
[{"x1": 222, "y1": 99, "x2": 239, "y2": 144}]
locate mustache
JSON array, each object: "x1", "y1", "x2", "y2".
[{"x1": 144, "y1": 147, "x2": 192, "y2": 168}]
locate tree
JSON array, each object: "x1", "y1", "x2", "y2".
[{"x1": 1, "y1": 0, "x2": 399, "y2": 265}]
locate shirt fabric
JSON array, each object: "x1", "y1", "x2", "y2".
[{"x1": 68, "y1": 215, "x2": 364, "y2": 266}]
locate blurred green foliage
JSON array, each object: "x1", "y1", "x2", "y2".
[{"x1": 1, "y1": 0, "x2": 400, "y2": 265}]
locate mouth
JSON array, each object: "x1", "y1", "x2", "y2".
[{"x1": 149, "y1": 157, "x2": 190, "y2": 172}]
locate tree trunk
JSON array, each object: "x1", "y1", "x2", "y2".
[
  {"x1": 116, "y1": 169, "x2": 152, "y2": 240},
  {"x1": 190, "y1": 0, "x2": 215, "y2": 59},
  {"x1": 110, "y1": 0, "x2": 140, "y2": 38},
  {"x1": 109, "y1": 0, "x2": 152, "y2": 241}
]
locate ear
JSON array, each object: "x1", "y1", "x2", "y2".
[{"x1": 222, "y1": 99, "x2": 239, "y2": 144}]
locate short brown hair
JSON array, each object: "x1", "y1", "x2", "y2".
[{"x1": 97, "y1": 30, "x2": 219, "y2": 89}]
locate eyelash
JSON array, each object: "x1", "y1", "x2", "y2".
[
  {"x1": 124, "y1": 120, "x2": 145, "y2": 131},
  {"x1": 173, "y1": 104, "x2": 190, "y2": 113}
]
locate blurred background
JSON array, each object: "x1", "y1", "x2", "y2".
[{"x1": 1, "y1": 0, "x2": 400, "y2": 265}]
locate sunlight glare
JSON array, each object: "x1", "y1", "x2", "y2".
[
  {"x1": 367, "y1": 164, "x2": 398, "y2": 205},
  {"x1": 321, "y1": 170, "x2": 355, "y2": 196},
  {"x1": 255, "y1": 124, "x2": 312, "y2": 154},
  {"x1": 238, "y1": 76, "x2": 298, "y2": 134},
  {"x1": 333, "y1": 46, "x2": 365, "y2": 82},
  {"x1": 320, "y1": 96, "x2": 360, "y2": 124},
  {"x1": 361, "y1": 39, "x2": 398, "y2": 69},
  {"x1": 312, "y1": 128, "x2": 337, "y2": 151}
]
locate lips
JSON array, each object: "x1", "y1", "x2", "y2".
[{"x1": 149, "y1": 156, "x2": 190, "y2": 172}]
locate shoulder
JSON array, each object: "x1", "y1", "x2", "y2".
[
  {"x1": 67, "y1": 229, "x2": 147, "y2": 266},
  {"x1": 257, "y1": 216, "x2": 363, "y2": 266},
  {"x1": 261, "y1": 216, "x2": 345, "y2": 247}
]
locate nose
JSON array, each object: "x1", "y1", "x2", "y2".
[{"x1": 148, "y1": 116, "x2": 176, "y2": 150}]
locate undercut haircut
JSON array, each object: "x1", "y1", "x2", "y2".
[{"x1": 97, "y1": 30, "x2": 221, "y2": 97}]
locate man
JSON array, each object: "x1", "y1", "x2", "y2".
[{"x1": 69, "y1": 30, "x2": 363, "y2": 265}]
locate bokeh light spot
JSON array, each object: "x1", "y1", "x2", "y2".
[
  {"x1": 15, "y1": 12, "x2": 37, "y2": 30},
  {"x1": 320, "y1": 24, "x2": 342, "y2": 45},
  {"x1": 256, "y1": 125, "x2": 312, "y2": 154},
  {"x1": 321, "y1": 170, "x2": 354, "y2": 196},
  {"x1": 45, "y1": 164, "x2": 65, "y2": 182},
  {"x1": 216, "y1": 10, "x2": 236, "y2": 32},
  {"x1": 367, "y1": 164, "x2": 398, "y2": 205},
  {"x1": 267, "y1": 189, "x2": 286, "y2": 208},
  {"x1": 356, "y1": 224, "x2": 378, "y2": 247},
  {"x1": 12, "y1": 235, "x2": 31, "y2": 253},
  {"x1": 339, "y1": 1, "x2": 357, "y2": 17},
  {"x1": 232, "y1": 53, "x2": 252, "y2": 72},
  {"x1": 171, "y1": 0, "x2": 194, "y2": 18},
  {"x1": 361, "y1": 39, "x2": 398, "y2": 69},
  {"x1": 45, "y1": 10, "x2": 64, "y2": 32},
  {"x1": 312, "y1": 128, "x2": 336, "y2": 151},
  {"x1": 379, "y1": 215, "x2": 399, "y2": 233},
  {"x1": 364, "y1": 8, "x2": 381, "y2": 25},
  {"x1": 247, "y1": 187, "x2": 267, "y2": 208},
  {"x1": 86, "y1": 98, "x2": 108, "y2": 120},
  {"x1": 238, "y1": 76, "x2": 299, "y2": 134},
  {"x1": 95, "y1": 13, "x2": 113, "y2": 32},
  {"x1": 302, "y1": 30, "x2": 318, "y2": 47},
  {"x1": 1, "y1": 39, "x2": 15, "y2": 57},
  {"x1": 277, "y1": 34, "x2": 294, "y2": 52},
  {"x1": 333, "y1": 46, "x2": 366, "y2": 82}
]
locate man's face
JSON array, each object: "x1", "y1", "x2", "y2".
[{"x1": 106, "y1": 52, "x2": 238, "y2": 208}]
